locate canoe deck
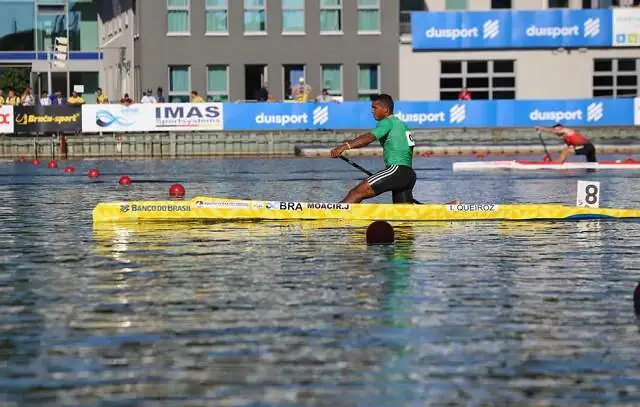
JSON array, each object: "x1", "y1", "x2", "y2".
[
  {"x1": 92, "y1": 197, "x2": 640, "y2": 223},
  {"x1": 453, "y1": 160, "x2": 640, "y2": 171}
]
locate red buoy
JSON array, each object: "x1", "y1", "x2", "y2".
[
  {"x1": 169, "y1": 183, "x2": 185, "y2": 198},
  {"x1": 64, "y1": 166, "x2": 75, "y2": 174},
  {"x1": 366, "y1": 220, "x2": 395, "y2": 245},
  {"x1": 48, "y1": 160, "x2": 58, "y2": 169},
  {"x1": 119, "y1": 176, "x2": 132, "y2": 186},
  {"x1": 17, "y1": 156, "x2": 25, "y2": 162},
  {"x1": 32, "y1": 159, "x2": 41, "y2": 166},
  {"x1": 88, "y1": 168, "x2": 100, "y2": 178}
]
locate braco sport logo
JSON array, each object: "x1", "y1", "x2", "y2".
[{"x1": 528, "y1": 103, "x2": 604, "y2": 123}]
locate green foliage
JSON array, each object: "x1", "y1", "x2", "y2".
[{"x1": 0, "y1": 67, "x2": 30, "y2": 94}]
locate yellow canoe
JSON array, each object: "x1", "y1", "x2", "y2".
[{"x1": 92, "y1": 196, "x2": 640, "y2": 224}]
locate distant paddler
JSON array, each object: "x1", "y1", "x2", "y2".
[
  {"x1": 536, "y1": 124, "x2": 597, "y2": 164},
  {"x1": 330, "y1": 94, "x2": 417, "y2": 204}
]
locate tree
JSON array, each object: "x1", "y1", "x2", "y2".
[{"x1": 0, "y1": 67, "x2": 30, "y2": 93}]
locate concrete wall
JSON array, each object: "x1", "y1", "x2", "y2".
[
  {"x1": 134, "y1": 0, "x2": 399, "y2": 101},
  {"x1": 399, "y1": 45, "x2": 640, "y2": 100}
]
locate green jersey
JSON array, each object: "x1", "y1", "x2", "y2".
[{"x1": 371, "y1": 115, "x2": 414, "y2": 168}]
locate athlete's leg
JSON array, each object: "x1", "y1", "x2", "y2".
[
  {"x1": 341, "y1": 179, "x2": 376, "y2": 203},
  {"x1": 556, "y1": 146, "x2": 573, "y2": 164},
  {"x1": 391, "y1": 168, "x2": 417, "y2": 203}
]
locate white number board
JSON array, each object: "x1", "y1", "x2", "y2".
[{"x1": 576, "y1": 180, "x2": 600, "y2": 208}]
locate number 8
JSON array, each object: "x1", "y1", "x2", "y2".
[{"x1": 585, "y1": 184, "x2": 598, "y2": 205}]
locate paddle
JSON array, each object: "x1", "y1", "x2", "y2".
[
  {"x1": 537, "y1": 130, "x2": 553, "y2": 162},
  {"x1": 339, "y1": 156, "x2": 423, "y2": 204}
]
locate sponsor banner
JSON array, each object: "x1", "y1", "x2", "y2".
[
  {"x1": 82, "y1": 104, "x2": 155, "y2": 132},
  {"x1": 82, "y1": 103, "x2": 223, "y2": 132},
  {"x1": 411, "y1": 9, "x2": 612, "y2": 50},
  {"x1": 498, "y1": 99, "x2": 634, "y2": 127},
  {"x1": 14, "y1": 106, "x2": 81, "y2": 133},
  {"x1": 154, "y1": 103, "x2": 223, "y2": 131},
  {"x1": 0, "y1": 106, "x2": 14, "y2": 134},
  {"x1": 613, "y1": 8, "x2": 640, "y2": 47},
  {"x1": 222, "y1": 102, "x2": 322, "y2": 131},
  {"x1": 635, "y1": 98, "x2": 640, "y2": 126}
]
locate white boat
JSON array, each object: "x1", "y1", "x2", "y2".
[{"x1": 453, "y1": 159, "x2": 640, "y2": 171}]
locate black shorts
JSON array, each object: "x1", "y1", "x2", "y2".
[
  {"x1": 366, "y1": 165, "x2": 417, "y2": 203},
  {"x1": 574, "y1": 143, "x2": 597, "y2": 162}
]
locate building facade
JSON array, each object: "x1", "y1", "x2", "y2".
[
  {"x1": 400, "y1": 0, "x2": 640, "y2": 101},
  {"x1": 0, "y1": 0, "x2": 101, "y2": 102},
  {"x1": 98, "y1": 0, "x2": 400, "y2": 103}
]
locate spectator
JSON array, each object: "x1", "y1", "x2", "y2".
[
  {"x1": 5, "y1": 88, "x2": 21, "y2": 105},
  {"x1": 292, "y1": 77, "x2": 312, "y2": 102},
  {"x1": 96, "y1": 88, "x2": 109, "y2": 104},
  {"x1": 316, "y1": 88, "x2": 333, "y2": 102},
  {"x1": 156, "y1": 87, "x2": 166, "y2": 103},
  {"x1": 21, "y1": 87, "x2": 34, "y2": 106},
  {"x1": 39, "y1": 91, "x2": 51, "y2": 106},
  {"x1": 141, "y1": 89, "x2": 157, "y2": 103},
  {"x1": 255, "y1": 83, "x2": 269, "y2": 101},
  {"x1": 458, "y1": 87, "x2": 472, "y2": 101},
  {"x1": 0, "y1": 89, "x2": 4, "y2": 105},
  {"x1": 67, "y1": 91, "x2": 85, "y2": 105},
  {"x1": 120, "y1": 93, "x2": 133, "y2": 106},
  {"x1": 190, "y1": 90, "x2": 204, "y2": 103},
  {"x1": 51, "y1": 91, "x2": 65, "y2": 105}
]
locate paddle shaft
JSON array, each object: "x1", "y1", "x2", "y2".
[
  {"x1": 339, "y1": 156, "x2": 422, "y2": 204},
  {"x1": 538, "y1": 131, "x2": 553, "y2": 160}
]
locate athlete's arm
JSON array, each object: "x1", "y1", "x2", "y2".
[{"x1": 330, "y1": 133, "x2": 376, "y2": 158}]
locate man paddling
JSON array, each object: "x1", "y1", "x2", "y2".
[
  {"x1": 330, "y1": 94, "x2": 417, "y2": 204},
  {"x1": 536, "y1": 124, "x2": 597, "y2": 163}
]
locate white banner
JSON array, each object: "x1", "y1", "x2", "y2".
[
  {"x1": 154, "y1": 103, "x2": 223, "y2": 131},
  {"x1": 82, "y1": 104, "x2": 155, "y2": 132},
  {"x1": 635, "y1": 98, "x2": 640, "y2": 126},
  {"x1": 82, "y1": 103, "x2": 224, "y2": 132},
  {"x1": 613, "y1": 8, "x2": 640, "y2": 47},
  {"x1": 0, "y1": 106, "x2": 14, "y2": 134}
]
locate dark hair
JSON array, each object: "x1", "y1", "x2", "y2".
[
  {"x1": 374, "y1": 93, "x2": 394, "y2": 113},
  {"x1": 552, "y1": 123, "x2": 563, "y2": 128}
]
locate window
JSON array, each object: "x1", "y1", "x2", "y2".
[
  {"x1": 206, "y1": 0, "x2": 228, "y2": 34},
  {"x1": 548, "y1": 0, "x2": 569, "y2": 7},
  {"x1": 446, "y1": 0, "x2": 467, "y2": 10},
  {"x1": 358, "y1": 0, "x2": 380, "y2": 33},
  {"x1": 167, "y1": 0, "x2": 189, "y2": 35},
  {"x1": 244, "y1": 0, "x2": 266, "y2": 34},
  {"x1": 593, "y1": 58, "x2": 639, "y2": 98},
  {"x1": 321, "y1": 64, "x2": 343, "y2": 96},
  {"x1": 207, "y1": 65, "x2": 229, "y2": 101},
  {"x1": 169, "y1": 65, "x2": 191, "y2": 102},
  {"x1": 320, "y1": 0, "x2": 342, "y2": 33},
  {"x1": 358, "y1": 64, "x2": 380, "y2": 100},
  {"x1": 439, "y1": 60, "x2": 516, "y2": 100},
  {"x1": 491, "y1": 0, "x2": 511, "y2": 8},
  {"x1": 282, "y1": 0, "x2": 304, "y2": 33}
]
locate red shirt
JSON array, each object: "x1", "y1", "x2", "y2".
[
  {"x1": 563, "y1": 132, "x2": 589, "y2": 146},
  {"x1": 458, "y1": 91, "x2": 471, "y2": 101}
]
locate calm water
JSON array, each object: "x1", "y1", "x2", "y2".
[{"x1": 2, "y1": 155, "x2": 640, "y2": 406}]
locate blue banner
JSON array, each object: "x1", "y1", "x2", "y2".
[
  {"x1": 220, "y1": 99, "x2": 635, "y2": 131},
  {"x1": 411, "y1": 9, "x2": 612, "y2": 50}
]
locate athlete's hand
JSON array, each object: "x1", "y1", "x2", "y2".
[{"x1": 330, "y1": 144, "x2": 347, "y2": 158}]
